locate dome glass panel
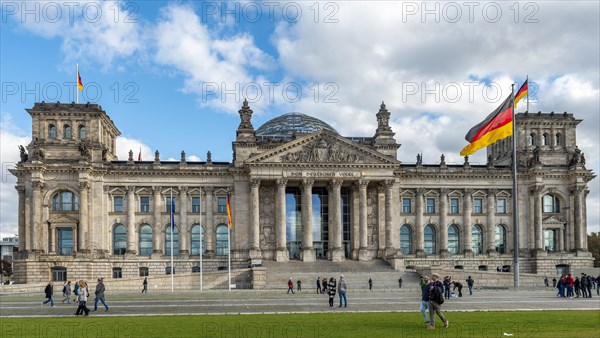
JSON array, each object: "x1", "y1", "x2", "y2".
[{"x1": 255, "y1": 113, "x2": 338, "y2": 138}]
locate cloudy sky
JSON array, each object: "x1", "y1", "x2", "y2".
[{"x1": 1, "y1": 1, "x2": 598, "y2": 238}]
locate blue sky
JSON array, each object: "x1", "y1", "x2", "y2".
[{"x1": 1, "y1": 1, "x2": 599, "y2": 237}]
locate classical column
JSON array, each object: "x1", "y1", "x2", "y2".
[
  {"x1": 78, "y1": 182, "x2": 90, "y2": 252},
  {"x1": 204, "y1": 186, "x2": 215, "y2": 256},
  {"x1": 351, "y1": 184, "x2": 359, "y2": 260},
  {"x1": 179, "y1": 186, "x2": 189, "y2": 256},
  {"x1": 415, "y1": 188, "x2": 425, "y2": 256},
  {"x1": 16, "y1": 186, "x2": 26, "y2": 251},
  {"x1": 439, "y1": 188, "x2": 449, "y2": 257},
  {"x1": 463, "y1": 189, "x2": 473, "y2": 255},
  {"x1": 126, "y1": 185, "x2": 136, "y2": 254},
  {"x1": 249, "y1": 178, "x2": 261, "y2": 259},
  {"x1": 486, "y1": 190, "x2": 497, "y2": 255},
  {"x1": 358, "y1": 179, "x2": 370, "y2": 261},
  {"x1": 384, "y1": 180, "x2": 396, "y2": 257},
  {"x1": 301, "y1": 178, "x2": 315, "y2": 262},
  {"x1": 533, "y1": 185, "x2": 544, "y2": 251},
  {"x1": 376, "y1": 184, "x2": 385, "y2": 258},
  {"x1": 275, "y1": 178, "x2": 288, "y2": 261},
  {"x1": 572, "y1": 186, "x2": 586, "y2": 251},
  {"x1": 152, "y1": 186, "x2": 162, "y2": 255},
  {"x1": 30, "y1": 181, "x2": 43, "y2": 252},
  {"x1": 330, "y1": 179, "x2": 344, "y2": 262}
]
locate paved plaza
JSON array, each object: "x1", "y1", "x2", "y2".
[{"x1": 1, "y1": 288, "x2": 598, "y2": 318}]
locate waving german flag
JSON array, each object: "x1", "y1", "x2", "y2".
[
  {"x1": 514, "y1": 79, "x2": 528, "y2": 109},
  {"x1": 460, "y1": 94, "x2": 513, "y2": 156}
]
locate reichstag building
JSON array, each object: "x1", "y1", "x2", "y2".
[{"x1": 10, "y1": 100, "x2": 595, "y2": 283}]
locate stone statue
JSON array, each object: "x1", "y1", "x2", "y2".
[
  {"x1": 207, "y1": 151, "x2": 212, "y2": 164},
  {"x1": 128, "y1": 149, "x2": 134, "y2": 162},
  {"x1": 78, "y1": 142, "x2": 89, "y2": 158},
  {"x1": 487, "y1": 154, "x2": 492, "y2": 164},
  {"x1": 464, "y1": 155, "x2": 469, "y2": 165},
  {"x1": 102, "y1": 147, "x2": 107, "y2": 161},
  {"x1": 440, "y1": 154, "x2": 445, "y2": 165},
  {"x1": 18, "y1": 145, "x2": 28, "y2": 162},
  {"x1": 531, "y1": 146, "x2": 541, "y2": 166},
  {"x1": 416, "y1": 153, "x2": 422, "y2": 165},
  {"x1": 154, "y1": 150, "x2": 160, "y2": 162},
  {"x1": 580, "y1": 153, "x2": 586, "y2": 166},
  {"x1": 181, "y1": 150, "x2": 186, "y2": 162}
]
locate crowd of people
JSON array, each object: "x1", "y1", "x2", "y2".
[
  {"x1": 41, "y1": 277, "x2": 109, "y2": 316},
  {"x1": 553, "y1": 273, "x2": 598, "y2": 298}
]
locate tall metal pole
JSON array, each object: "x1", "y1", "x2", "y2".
[
  {"x1": 511, "y1": 83, "x2": 520, "y2": 288},
  {"x1": 76, "y1": 64, "x2": 79, "y2": 104},
  {"x1": 200, "y1": 192, "x2": 203, "y2": 291},
  {"x1": 170, "y1": 189, "x2": 174, "y2": 292},
  {"x1": 227, "y1": 189, "x2": 232, "y2": 292}
]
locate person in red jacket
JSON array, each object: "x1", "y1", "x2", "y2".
[
  {"x1": 564, "y1": 273, "x2": 575, "y2": 298},
  {"x1": 287, "y1": 278, "x2": 295, "y2": 294}
]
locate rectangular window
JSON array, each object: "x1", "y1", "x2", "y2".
[
  {"x1": 112, "y1": 268, "x2": 122, "y2": 279},
  {"x1": 58, "y1": 229, "x2": 73, "y2": 255},
  {"x1": 450, "y1": 198, "x2": 459, "y2": 214},
  {"x1": 140, "y1": 196, "x2": 150, "y2": 213},
  {"x1": 426, "y1": 198, "x2": 436, "y2": 214},
  {"x1": 113, "y1": 196, "x2": 123, "y2": 213},
  {"x1": 402, "y1": 198, "x2": 412, "y2": 213},
  {"x1": 165, "y1": 197, "x2": 176, "y2": 212},
  {"x1": 139, "y1": 267, "x2": 149, "y2": 277},
  {"x1": 192, "y1": 197, "x2": 201, "y2": 213},
  {"x1": 473, "y1": 198, "x2": 483, "y2": 214},
  {"x1": 217, "y1": 197, "x2": 227, "y2": 213},
  {"x1": 497, "y1": 199, "x2": 506, "y2": 214}
]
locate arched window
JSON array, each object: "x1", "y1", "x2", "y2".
[
  {"x1": 165, "y1": 225, "x2": 179, "y2": 256},
  {"x1": 63, "y1": 124, "x2": 72, "y2": 139},
  {"x1": 495, "y1": 225, "x2": 506, "y2": 254},
  {"x1": 555, "y1": 133, "x2": 561, "y2": 146},
  {"x1": 51, "y1": 191, "x2": 79, "y2": 211},
  {"x1": 138, "y1": 224, "x2": 153, "y2": 256},
  {"x1": 424, "y1": 224, "x2": 436, "y2": 255},
  {"x1": 448, "y1": 224, "x2": 460, "y2": 254},
  {"x1": 543, "y1": 133, "x2": 549, "y2": 146},
  {"x1": 472, "y1": 224, "x2": 483, "y2": 254},
  {"x1": 400, "y1": 224, "x2": 412, "y2": 254},
  {"x1": 190, "y1": 224, "x2": 205, "y2": 255},
  {"x1": 216, "y1": 224, "x2": 229, "y2": 256},
  {"x1": 78, "y1": 125, "x2": 86, "y2": 140},
  {"x1": 529, "y1": 133, "x2": 536, "y2": 146},
  {"x1": 48, "y1": 124, "x2": 57, "y2": 139},
  {"x1": 113, "y1": 224, "x2": 127, "y2": 255},
  {"x1": 543, "y1": 194, "x2": 560, "y2": 213}
]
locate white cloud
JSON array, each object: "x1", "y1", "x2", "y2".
[
  {"x1": 0, "y1": 114, "x2": 30, "y2": 238},
  {"x1": 115, "y1": 136, "x2": 152, "y2": 161}
]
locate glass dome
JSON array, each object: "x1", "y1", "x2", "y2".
[{"x1": 255, "y1": 112, "x2": 338, "y2": 138}]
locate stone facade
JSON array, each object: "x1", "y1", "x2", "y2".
[{"x1": 10, "y1": 101, "x2": 596, "y2": 284}]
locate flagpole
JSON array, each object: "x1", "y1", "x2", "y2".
[
  {"x1": 526, "y1": 75, "x2": 529, "y2": 113},
  {"x1": 170, "y1": 189, "x2": 174, "y2": 293},
  {"x1": 76, "y1": 64, "x2": 79, "y2": 104},
  {"x1": 200, "y1": 192, "x2": 203, "y2": 292},
  {"x1": 511, "y1": 83, "x2": 520, "y2": 288},
  {"x1": 227, "y1": 190, "x2": 232, "y2": 292}
]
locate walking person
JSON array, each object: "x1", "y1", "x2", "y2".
[
  {"x1": 427, "y1": 273, "x2": 449, "y2": 330},
  {"x1": 368, "y1": 278, "x2": 373, "y2": 291},
  {"x1": 398, "y1": 278, "x2": 403, "y2": 289},
  {"x1": 338, "y1": 275, "x2": 347, "y2": 307},
  {"x1": 466, "y1": 276, "x2": 475, "y2": 295},
  {"x1": 420, "y1": 275, "x2": 431, "y2": 326},
  {"x1": 75, "y1": 280, "x2": 90, "y2": 316},
  {"x1": 93, "y1": 278, "x2": 109, "y2": 312},
  {"x1": 552, "y1": 277, "x2": 557, "y2": 288},
  {"x1": 297, "y1": 279, "x2": 302, "y2": 292},
  {"x1": 596, "y1": 274, "x2": 600, "y2": 296},
  {"x1": 287, "y1": 278, "x2": 295, "y2": 294},
  {"x1": 544, "y1": 276, "x2": 549, "y2": 287},
  {"x1": 61, "y1": 281, "x2": 72, "y2": 304},
  {"x1": 316, "y1": 277, "x2": 321, "y2": 294},
  {"x1": 73, "y1": 281, "x2": 80, "y2": 302},
  {"x1": 142, "y1": 277, "x2": 148, "y2": 293},
  {"x1": 322, "y1": 276, "x2": 328, "y2": 294},
  {"x1": 328, "y1": 277, "x2": 337, "y2": 308},
  {"x1": 41, "y1": 281, "x2": 55, "y2": 308}
]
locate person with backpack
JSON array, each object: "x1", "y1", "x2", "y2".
[
  {"x1": 61, "y1": 281, "x2": 72, "y2": 303},
  {"x1": 41, "y1": 281, "x2": 55, "y2": 308},
  {"x1": 466, "y1": 276, "x2": 475, "y2": 295},
  {"x1": 73, "y1": 280, "x2": 80, "y2": 302},
  {"x1": 93, "y1": 278, "x2": 109, "y2": 312},
  {"x1": 287, "y1": 278, "x2": 295, "y2": 294},
  {"x1": 443, "y1": 276, "x2": 451, "y2": 299},
  {"x1": 427, "y1": 273, "x2": 449, "y2": 330}
]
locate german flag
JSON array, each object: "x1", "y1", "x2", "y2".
[
  {"x1": 460, "y1": 94, "x2": 513, "y2": 156},
  {"x1": 77, "y1": 71, "x2": 84, "y2": 91},
  {"x1": 514, "y1": 79, "x2": 528, "y2": 109},
  {"x1": 226, "y1": 194, "x2": 233, "y2": 229}
]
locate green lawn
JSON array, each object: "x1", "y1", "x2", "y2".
[{"x1": 1, "y1": 311, "x2": 598, "y2": 337}]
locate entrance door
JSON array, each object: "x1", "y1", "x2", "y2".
[{"x1": 287, "y1": 241, "x2": 301, "y2": 260}]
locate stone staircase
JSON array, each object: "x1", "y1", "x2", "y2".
[{"x1": 263, "y1": 259, "x2": 421, "y2": 290}]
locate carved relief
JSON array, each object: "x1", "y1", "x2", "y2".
[
  {"x1": 367, "y1": 186, "x2": 378, "y2": 249},
  {"x1": 259, "y1": 185, "x2": 276, "y2": 253},
  {"x1": 280, "y1": 137, "x2": 363, "y2": 163}
]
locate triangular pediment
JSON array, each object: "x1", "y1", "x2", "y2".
[
  {"x1": 48, "y1": 213, "x2": 79, "y2": 224},
  {"x1": 543, "y1": 215, "x2": 565, "y2": 225},
  {"x1": 247, "y1": 130, "x2": 400, "y2": 165}
]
